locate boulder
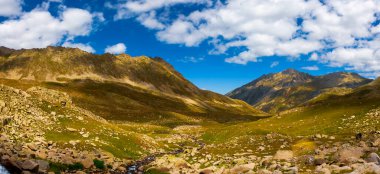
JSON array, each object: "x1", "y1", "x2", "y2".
[
  {"x1": 366, "y1": 152, "x2": 380, "y2": 164},
  {"x1": 336, "y1": 147, "x2": 364, "y2": 163},
  {"x1": 36, "y1": 160, "x2": 49, "y2": 173},
  {"x1": 81, "y1": 158, "x2": 94, "y2": 168},
  {"x1": 21, "y1": 160, "x2": 39, "y2": 172},
  {"x1": 1, "y1": 157, "x2": 22, "y2": 173},
  {"x1": 274, "y1": 150, "x2": 294, "y2": 161}
]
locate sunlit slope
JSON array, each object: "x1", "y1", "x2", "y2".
[{"x1": 0, "y1": 46, "x2": 266, "y2": 124}]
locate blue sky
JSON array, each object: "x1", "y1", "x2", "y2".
[{"x1": 0, "y1": 0, "x2": 380, "y2": 94}]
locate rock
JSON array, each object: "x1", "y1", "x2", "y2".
[
  {"x1": 27, "y1": 143, "x2": 37, "y2": 151},
  {"x1": 199, "y1": 168, "x2": 213, "y2": 174},
  {"x1": 287, "y1": 166, "x2": 298, "y2": 174},
  {"x1": 75, "y1": 171, "x2": 86, "y2": 174},
  {"x1": 230, "y1": 165, "x2": 251, "y2": 173},
  {"x1": 36, "y1": 150, "x2": 47, "y2": 159},
  {"x1": 356, "y1": 133, "x2": 363, "y2": 140},
  {"x1": 21, "y1": 160, "x2": 39, "y2": 172},
  {"x1": 373, "y1": 138, "x2": 380, "y2": 147},
  {"x1": 81, "y1": 158, "x2": 94, "y2": 168},
  {"x1": 117, "y1": 166, "x2": 126, "y2": 172},
  {"x1": 37, "y1": 160, "x2": 49, "y2": 173},
  {"x1": 314, "y1": 158, "x2": 326, "y2": 166},
  {"x1": 336, "y1": 147, "x2": 364, "y2": 163},
  {"x1": 297, "y1": 155, "x2": 314, "y2": 165},
  {"x1": 366, "y1": 152, "x2": 380, "y2": 164},
  {"x1": 316, "y1": 166, "x2": 331, "y2": 174},
  {"x1": 258, "y1": 146, "x2": 265, "y2": 151},
  {"x1": 1, "y1": 157, "x2": 22, "y2": 173},
  {"x1": 274, "y1": 150, "x2": 294, "y2": 161},
  {"x1": 2, "y1": 117, "x2": 12, "y2": 126},
  {"x1": 0, "y1": 100, "x2": 5, "y2": 107},
  {"x1": 257, "y1": 169, "x2": 272, "y2": 174},
  {"x1": 350, "y1": 163, "x2": 380, "y2": 174},
  {"x1": 67, "y1": 127, "x2": 77, "y2": 132}
]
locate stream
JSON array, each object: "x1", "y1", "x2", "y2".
[
  {"x1": 0, "y1": 165, "x2": 9, "y2": 174},
  {"x1": 125, "y1": 136, "x2": 205, "y2": 174}
]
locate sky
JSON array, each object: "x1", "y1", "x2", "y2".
[{"x1": 0, "y1": 0, "x2": 380, "y2": 94}]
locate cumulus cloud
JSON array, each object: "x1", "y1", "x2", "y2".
[
  {"x1": 136, "y1": 11, "x2": 165, "y2": 30},
  {"x1": 62, "y1": 42, "x2": 95, "y2": 53},
  {"x1": 302, "y1": 66, "x2": 319, "y2": 71},
  {"x1": 0, "y1": 0, "x2": 22, "y2": 17},
  {"x1": 113, "y1": 0, "x2": 380, "y2": 77},
  {"x1": 105, "y1": 43, "x2": 127, "y2": 54},
  {"x1": 0, "y1": 8, "x2": 95, "y2": 49}
]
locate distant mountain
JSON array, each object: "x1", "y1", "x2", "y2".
[
  {"x1": 227, "y1": 68, "x2": 372, "y2": 113},
  {"x1": 0, "y1": 46, "x2": 266, "y2": 124}
]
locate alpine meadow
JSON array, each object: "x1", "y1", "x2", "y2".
[{"x1": 1, "y1": 0, "x2": 380, "y2": 174}]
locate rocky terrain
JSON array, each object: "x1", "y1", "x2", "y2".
[
  {"x1": 146, "y1": 108, "x2": 380, "y2": 174},
  {"x1": 227, "y1": 69, "x2": 372, "y2": 113},
  {"x1": 1, "y1": 46, "x2": 380, "y2": 174}
]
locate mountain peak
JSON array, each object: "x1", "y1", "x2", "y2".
[{"x1": 281, "y1": 68, "x2": 300, "y2": 74}]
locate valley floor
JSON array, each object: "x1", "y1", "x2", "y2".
[{"x1": 1, "y1": 83, "x2": 380, "y2": 174}]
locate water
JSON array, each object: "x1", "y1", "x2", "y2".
[{"x1": 0, "y1": 165, "x2": 9, "y2": 174}]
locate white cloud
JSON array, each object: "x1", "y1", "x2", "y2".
[
  {"x1": 137, "y1": 11, "x2": 165, "y2": 30},
  {"x1": 115, "y1": 0, "x2": 380, "y2": 77},
  {"x1": 62, "y1": 42, "x2": 95, "y2": 53},
  {"x1": 105, "y1": 43, "x2": 127, "y2": 54},
  {"x1": 0, "y1": 0, "x2": 22, "y2": 17},
  {"x1": 112, "y1": 0, "x2": 211, "y2": 19},
  {"x1": 302, "y1": 66, "x2": 319, "y2": 71},
  {"x1": 270, "y1": 61, "x2": 279, "y2": 68},
  {"x1": 0, "y1": 8, "x2": 95, "y2": 49}
]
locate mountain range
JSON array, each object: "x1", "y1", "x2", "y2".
[
  {"x1": 227, "y1": 68, "x2": 372, "y2": 113},
  {"x1": 2, "y1": 46, "x2": 380, "y2": 174},
  {"x1": 0, "y1": 46, "x2": 265, "y2": 125}
]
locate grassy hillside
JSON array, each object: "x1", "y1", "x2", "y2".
[{"x1": 206, "y1": 77, "x2": 380, "y2": 143}]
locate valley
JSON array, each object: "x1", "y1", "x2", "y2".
[{"x1": 1, "y1": 47, "x2": 380, "y2": 174}]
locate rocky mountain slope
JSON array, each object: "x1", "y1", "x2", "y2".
[
  {"x1": 0, "y1": 46, "x2": 266, "y2": 124},
  {"x1": 227, "y1": 69, "x2": 372, "y2": 113},
  {"x1": 3, "y1": 45, "x2": 380, "y2": 174}
]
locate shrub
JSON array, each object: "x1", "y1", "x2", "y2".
[
  {"x1": 68, "y1": 162, "x2": 84, "y2": 170},
  {"x1": 93, "y1": 159, "x2": 105, "y2": 169}
]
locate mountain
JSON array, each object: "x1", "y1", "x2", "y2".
[
  {"x1": 227, "y1": 68, "x2": 372, "y2": 113},
  {"x1": 0, "y1": 46, "x2": 266, "y2": 125}
]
